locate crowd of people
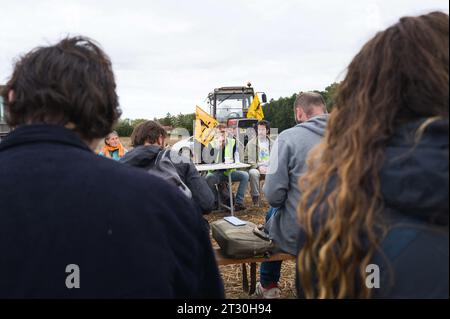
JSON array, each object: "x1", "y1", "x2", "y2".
[{"x1": 0, "y1": 11, "x2": 448, "y2": 299}]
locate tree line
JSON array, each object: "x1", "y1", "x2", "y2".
[
  {"x1": 115, "y1": 113, "x2": 195, "y2": 137},
  {"x1": 263, "y1": 82, "x2": 338, "y2": 132},
  {"x1": 115, "y1": 82, "x2": 339, "y2": 137}
]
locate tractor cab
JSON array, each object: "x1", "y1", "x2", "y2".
[
  {"x1": 207, "y1": 83, "x2": 266, "y2": 123},
  {"x1": 207, "y1": 83, "x2": 266, "y2": 146},
  {"x1": 204, "y1": 83, "x2": 267, "y2": 162}
]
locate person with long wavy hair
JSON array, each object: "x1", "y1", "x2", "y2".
[{"x1": 297, "y1": 11, "x2": 449, "y2": 299}]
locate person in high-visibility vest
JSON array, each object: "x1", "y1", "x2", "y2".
[{"x1": 205, "y1": 124, "x2": 249, "y2": 211}]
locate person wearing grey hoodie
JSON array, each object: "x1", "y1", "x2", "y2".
[{"x1": 256, "y1": 92, "x2": 329, "y2": 299}]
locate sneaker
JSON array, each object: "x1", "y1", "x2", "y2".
[
  {"x1": 234, "y1": 203, "x2": 246, "y2": 211},
  {"x1": 252, "y1": 195, "x2": 259, "y2": 205},
  {"x1": 255, "y1": 282, "x2": 281, "y2": 299}
]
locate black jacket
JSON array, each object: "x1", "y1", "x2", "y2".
[
  {"x1": 297, "y1": 118, "x2": 449, "y2": 299},
  {"x1": 0, "y1": 124, "x2": 224, "y2": 298},
  {"x1": 120, "y1": 145, "x2": 215, "y2": 214}
]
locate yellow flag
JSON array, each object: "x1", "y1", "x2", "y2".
[
  {"x1": 194, "y1": 106, "x2": 218, "y2": 146},
  {"x1": 247, "y1": 94, "x2": 264, "y2": 120}
]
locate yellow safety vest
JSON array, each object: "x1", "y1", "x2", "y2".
[{"x1": 209, "y1": 138, "x2": 236, "y2": 176}]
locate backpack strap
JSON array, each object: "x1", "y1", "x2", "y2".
[{"x1": 154, "y1": 148, "x2": 167, "y2": 166}]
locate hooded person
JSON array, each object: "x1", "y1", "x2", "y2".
[
  {"x1": 120, "y1": 120, "x2": 216, "y2": 215},
  {"x1": 255, "y1": 92, "x2": 329, "y2": 299}
]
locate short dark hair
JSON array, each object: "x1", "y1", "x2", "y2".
[
  {"x1": 1, "y1": 36, "x2": 121, "y2": 141},
  {"x1": 257, "y1": 120, "x2": 270, "y2": 131},
  {"x1": 294, "y1": 92, "x2": 327, "y2": 116},
  {"x1": 131, "y1": 121, "x2": 168, "y2": 146}
]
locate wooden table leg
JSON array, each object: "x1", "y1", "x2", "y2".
[
  {"x1": 242, "y1": 263, "x2": 249, "y2": 293},
  {"x1": 250, "y1": 262, "x2": 257, "y2": 295}
]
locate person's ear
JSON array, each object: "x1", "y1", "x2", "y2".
[
  {"x1": 158, "y1": 136, "x2": 165, "y2": 146},
  {"x1": 8, "y1": 90, "x2": 15, "y2": 103},
  {"x1": 295, "y1": 107, "x2": 302, "y2": 122}
]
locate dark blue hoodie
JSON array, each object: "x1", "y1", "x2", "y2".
[
  {"x1": 119, "y1": 145, "x2": 215, "y2": 214},
  {"x1": 297, "y1": 118, "x2": 449, "y2": 299}
]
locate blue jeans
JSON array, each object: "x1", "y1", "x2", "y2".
[
  {"x1": 205, "y1": 170, "x2": 249, "y2": 205},
  {"x1": 260, "y1": 207, "x2": 282, "y2": 287}
]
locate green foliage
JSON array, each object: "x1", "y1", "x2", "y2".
[
  {"x1": 263, "y1": 82, "x2": 340, "y2": 132},
  {"x1": 113, "y1": 113, "x2": 196, "y2": 137},
  {"x1": 130, "y1": 118, "x2": 148, "y2": 128},
  {"x1": 316, "y1": 82, "x2": 340, "y2": 112},
  {"x1": 114, "y1": 119, "x2": 134, "y2": 137},
  {"x1": 263, "y1": 94, "x2": 297, "y2": 133},
  {"x1": 159, "y1": 112, "x2": 173, "y2": 126},
  {"x1": 173, "y1": 113, "x2": 195, "y2": 135}
]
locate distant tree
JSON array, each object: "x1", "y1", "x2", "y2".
[
  {"x1": 176, "y1": 113, "x2": 195, "y2": 135},
  {"x1": 262, "y1": 82, "x2": 340, "y2": 133},
  {"x1": 263, "y1": 94, "x2": 297, "y2": 133},
  {"x1": 114, "y1": 119, "x2": 134, "y2": 137},
  {"x1": 159, "y1": 112, "x2": 173, "y2": 127},
  {"x1": 131, "y1": 118, "x2": 148, "y2": 128},
  {"x1": 317, "y1": 82, "x2": 340, "y2": 112}
]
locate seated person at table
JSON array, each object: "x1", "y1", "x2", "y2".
[
  {"x1": 246, "y1": 120, "x2": 274, "y2": 205},
  {"x1": 205, "y1": 124, "x2": 249, "y2": 211},
  {"x1": 120, "y1": 120, "x2": 215, "y2": 215},
  {"x1": 226, "y1": 125, "x2": 245, "y2": 161},
  {"x1": 98, "y1": 131, "x2": 127, "y2": 160}
]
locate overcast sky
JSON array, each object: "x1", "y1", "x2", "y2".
[{"x1": 0, "y1": 0, "x2": 448, "y2": 119}]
